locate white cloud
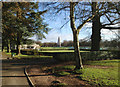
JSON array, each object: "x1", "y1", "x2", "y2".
[
  {"x1": 101, "y1": 29, "x2": 118, "y2": 40},
  {"x1": 84, "y1": 22, "x2": 92, "y2": 28}
]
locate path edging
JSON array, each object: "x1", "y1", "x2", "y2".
[{"x1": 24, "y1": 66, "x2": 35, "y2": 87}]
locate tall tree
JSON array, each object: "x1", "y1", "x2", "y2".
[
  {"x1": 2, "y1": 2, "x2": 49, "y2": 54},
  {"x1": 40, "y1": 2, "x2": 119, "y2": 69},
  {"x1": 70, "y1": 2, "x2": 95, "y2": 69},
  {"x1": 41, "y1": 2, "x2": 95, "y2": 69},
  {"x1": 91, "y1": 2, "x2": 101, "y2": 51},
  {"x1": 91, "y1": 2, "x2": 120, "y2": 51}
]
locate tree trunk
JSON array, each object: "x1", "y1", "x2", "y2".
[
  {"x1": 70, "y1": 2, "x2": 83, "y2": 69},
  {"x1": 7, "y1": 43, "x2": 10, "y2": 53},
  {"x1": 16, "y1": 33, "x2": 21, "y2": 55},
  {"x1": 16, "y1": 5, "x2": 21, "y2": 55},
  {"x1": 73, "y1": 30, "x2": 83, "y2": 69},
  {"x1": 91, "y1": 2, "x2": 101, "y2": 51},
  {"x1": 7, "y1": 40, "x2": 10, "y2": 53},
  {"x1": 2, "y1": 45, "x2": 4, "y2": 52}
]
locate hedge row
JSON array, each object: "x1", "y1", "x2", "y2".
[
  {"x1": 53, "y1": 51, "x2": 120, "y2": 62},
  {"x1": 11, "y1": 49, "x2": 119, "y2": 62}
]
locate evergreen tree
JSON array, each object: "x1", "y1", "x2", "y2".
[{"x1": 2, "y1": 2, "x2": 49, "y2": 54}]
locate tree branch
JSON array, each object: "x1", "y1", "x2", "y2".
[
  {"x1": 70, "y1": 2, "x2": 77, "y2": 31},
  {"x1": 104, "y1": 14, "x2": 113, "y2": 24},
  {"x1": 56, "y1": 6, "x2": 70, "y2": 13},
  {"x1": 59, "y1": 20, "x2": 70, "y2": 30},
  {"x1": 102, "y1": 26, "x2": 120, "y2": 30},
  {"x1": 77, "y1": 15, "x2": 95, "y2": 31},
  {"x1": 102, "y1": 21, "x2": 120, "y2": 27}
]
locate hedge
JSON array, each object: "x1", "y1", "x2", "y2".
[
  {"x1": 11, "y1": 49, "x2": 119, "y2": 62},
  {"x1": 53, "y1": 51, "x2": 120, "y2": 62}
]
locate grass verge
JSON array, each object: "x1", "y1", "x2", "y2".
[
  {"x1": 49, "y1": 59, "x2": 119, "y2": 86},
  {"x1": 84, "y1": 59, "x2": 119, "y2": 67},
  {"x1": 77, "y1": 67, "x2": 118, "y2": 86},
  {"x1": 13, "y1": 54, "x2": 53, "y2": 59}
]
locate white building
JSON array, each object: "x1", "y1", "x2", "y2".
[
  {"x1": 57, "y1": 37, "x2": 61, "y2": 47},
  {"x1": 21, "y1": 43, "x2": 40, "y2": 50}
]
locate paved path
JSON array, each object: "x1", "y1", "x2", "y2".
[
  {"x1": 0, "y1": 52, "x2": 57, "y2": 86},
  {"x1": 1, "y1": 62, "x2": 29, "y2": 86},
  {"x1": 0, "y1": 52, "x2": 29, "y2": 86}
]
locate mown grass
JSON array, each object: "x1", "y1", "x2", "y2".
[
  {"x1": 40, "y1": 47, "x2": 70, "y2": 49},
  {"x1": 13, "y1": 54, "x2": 53, "y2": 59},
  {"x1": 39, "y1": 50, "x2": 74, "y2": 52},
  {"x1": 85, "y1": 59, "x2": 119, "y2": 67},
  {"x1": 51, "y1": 59, "x2": 119, "y2": 86},
  {"x1": 6, "y1": 52, "x2": 12, "y2": 55},
  {"x1": 39, "y1": 50, "x2": 89, "y2": 53},
  {"x1": 76, "y1": 67, "x2": 118, "y2": 86},
  {"x1": 56, "y1": 71, "x2": 71, "y2": 76}
]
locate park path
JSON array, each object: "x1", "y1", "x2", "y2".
[
  {"x1": 1, "y1": 63, "x2": 29, "y2": 86},
  {"x1": 26, "y1": 61, "x2": 92, "y2": 86},
  {"x1": 0, "y1": 52, "x2": 29, "y2": 86},
  {"x1": 0, "y1": 52, "x2": 57, "y2": 86}
]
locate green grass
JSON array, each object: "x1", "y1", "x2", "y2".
[
  {"x1": 39, "y1": 50, "x2": 74, "y2": 52},
  {"x1": 78, "y1": 60, "x2": 119, "y2": 86},
  {"x1": 78, "y1": 67, "x2": 118, "y2": 86},
  {"x1": 51, "y1": 59, "x2": 119, "y2": 86},
  {"x1": 56, "y1": 71, "x2": 70, "y2": 76},
  {"x1": 6, "y1": 52, "x2": 12, "y2": 55},
  {"x1": 13, "y1": 54, "x2": 53, "y2": 59},
  {"x1": 39, "y1": 50, "x2": 89, "y2": 53},
  {"x1": 5, "y1": 52, "x2": 53, "y2": 58},
  {"x1": 57, "y1": 83, "x2": 67, "y2": 86},
  {"x1": 40, "y1": 47, "x2": 70, "y2": 49},
  {"x1": 85, "y1": 59, "x2": 119, "y2": 67}
]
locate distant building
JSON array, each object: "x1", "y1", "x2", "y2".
[
  {"x1": 20, "y1": 43, "x2": 40, "y2": 50},
  {"x1": 57, "y1": 37, "x2": 61, "y2": 47},
  {"x1": 0, "y1": 32, "x2": 1, "y2": 51}
]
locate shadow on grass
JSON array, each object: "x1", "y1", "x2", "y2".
[
  {"x1": 88, "y1": 60, "x2": 120, "y2": 63},
  {"x1": 75, "y1": 76, "x2": 83, "y2": 80},
  {"x1": 2, "y1": 58, "x2": 57, "y2": 64}
]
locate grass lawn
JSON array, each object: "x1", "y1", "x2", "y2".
[
  {"x1": 39, "y1": 50, "x2": 89, "y2": 53},
  {"x1": 77, "y1": 67, "x2": 118, "y2": 86},
  {"x1": 84, "y1": 59, "x2": 119, "y2": 67},
  {"x1": 39, "y1": 50, "x2": 74, "y2": 52},
  {"x1": 12, "y1": 54, "x2": 53, "y2": 59},
  {"x1": 50, "y1": 59, "x2": 119, "y2": 86},
  {"x1": 40, "y1": 47, "x2": 70, "y2": 49},
  {"x1": 5, "y1": 52, "x2": 53, "y2": 58},
  {"x1": 6, "y1": 52, "x2": 12, "y2": 55}
]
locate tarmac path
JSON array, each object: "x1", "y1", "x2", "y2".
[
  {"x1": 0, "y1": 52, "x2": 57, "y2": 87},
  {"x1": 1, "y1": 59, "x2": 30, "y2": 87},
  {"x1": 0, "y1": 52, "x2": 29, "y2": 87}
]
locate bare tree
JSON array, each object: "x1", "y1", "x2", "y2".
[
  {"x1": 91, "y1": 2, "x2": 120, "y2": 51},
  {"x1": 40, "y1": 2, "x2": 119, "y2": 69},
  {"x1": 41, "y1": 2, "x2": 95, "y2": 69}
]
